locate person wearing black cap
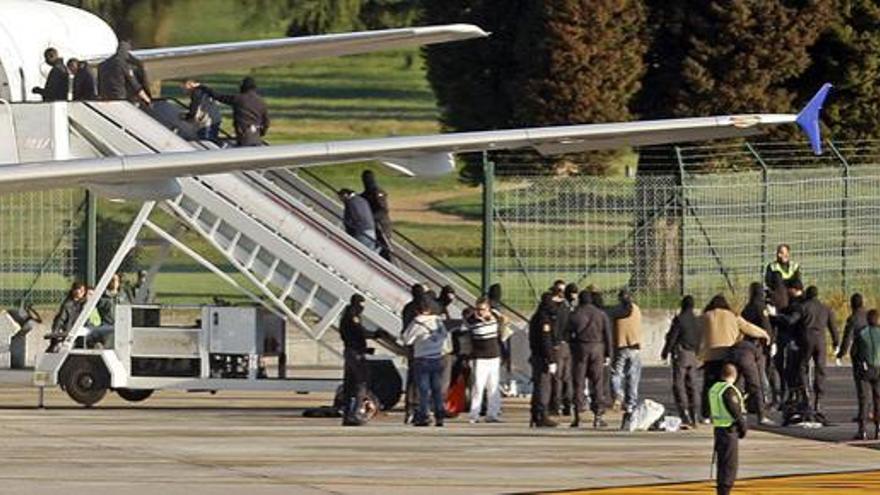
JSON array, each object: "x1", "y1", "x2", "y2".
[
  {"x1": 203, "y1": 77, "x2": 269, "y2": 146},
  {"x1": 339, "y1": 294, "x2": 371, "y2": 425},
  {"x1": 661, "y1": 295, "x2": 700, "y2": 428},
  {"x1": 361, "y1": 170, "x2": 393, "y2": 262},
  {"x1": 97, "y1": 41, "x2": 151, "y2": 105}
]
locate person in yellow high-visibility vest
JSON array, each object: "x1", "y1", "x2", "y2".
[{"x1": 710, "y1": 363, "x2": 747, "y2": 495}]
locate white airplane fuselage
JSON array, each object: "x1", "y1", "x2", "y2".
[{"x1": 0, "y1": 0, "x2": 117, "y2": 102}]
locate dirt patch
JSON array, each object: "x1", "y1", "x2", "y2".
[{"x1": 391, "y1": 189, "x2": 481, "y2": 225}]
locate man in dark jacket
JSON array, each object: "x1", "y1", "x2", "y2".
[
  {"x1": 338, "y1": 189, "x2": 378, "y2": 252},
  {"x1": 204, "y1": 77, "x2": 269, "y2": 146},
  {"x1": 361, "y1": 170, "x2": 393, "y2": 262},
  {"x1": 339, "y1": 294, "x2": 373, "y2": 426},
  {"x1": 529, "y1": 292, "x2": 558, "y2": 427},
  {"x1": 764, "y1": 243, "x2": 802, "y2": 289},
  {"x1": 568, "y1": 290, "x2": 612, "y2": 428},
  {"x1": 852, "y1": 309, "x2": 880, "y2": 440},
  {"x1": 67, "y1": 59, "x2": 96, "y2": 100},
  {"x1": 741, "y1": 281, "x2": 779, "y2": 409},
  {"x1": 35, "y1": 48, "x2": 68, "y2": 101},
  {"x1": 47, "y1": 282, "x2": 87, "y2": 352},
  {"x1": 738, "y1": 282, "x2": 775, "y2": 424},
  {"x1": 98, "y1": 41, "x2": 151, "y2": 105},
  {"x1": 797, "y1": 286, "x2": 839, "y2": 415},
  {"x1": 661, "y1": 295, "x2": 701, "y2": 428},
  {"x1": 838, "y1": 293, "x2": 870, "y2": 433},
  {"x1": 549, "y1": 280, "x2": 573, "y2": 416}
]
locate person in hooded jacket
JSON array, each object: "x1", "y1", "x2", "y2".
[
  {"x1": 339, "y1": 294, "x2": 373, "y2": 425},
  {"x1": 361, "y1": 170, "x2": 393, "y2": 262},
  {"x1": 67, "y1": 59, "x2": 96, "y2": 100},
  {"x1": 202, "y1": 77, "x2": 269, "y2": 146},
  {"x1": 97, "y1": 41, "x2": 151, "y2": 105},
  {"x1": 661, "y1": 295, "x2": 701, "y2": 428},
  {"x1": 737, "y1": 282, "x2": 775, "y2": 424},
  {"x1": 838, "y1": 293, "x2": 870, "y2": 428}
]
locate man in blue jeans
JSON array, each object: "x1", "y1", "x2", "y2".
[
  {"x1": 607, "y1": 290, "x2": 643, "y2": 429},
  {"x1": 403, "y1": 299, "x2": 449, "y2": 427},
  {"x1": 338, "y1": 189, "x2": 379, "y2": 253}
]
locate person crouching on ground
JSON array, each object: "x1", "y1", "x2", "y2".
[
  {"x1": 710, "y1": 363, "x2": 747, "y2": 495},
  {"x1": 403, "y1": 297, "x2": 449, "y2": 427}
]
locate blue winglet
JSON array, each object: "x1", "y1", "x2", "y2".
[{"x1": 796, "y1": 83, "x2": 832, "y2": 155}]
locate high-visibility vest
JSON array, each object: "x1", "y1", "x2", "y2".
[
  {"x1": 768, "y1": 261, "x2": 799, "y2": 280},
  {"x1": 709, "y1": 381, "x2": 744, "y2": 428}
]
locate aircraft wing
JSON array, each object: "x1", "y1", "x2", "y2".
[
  {"x1": 0, "y1": 84, "x2": 830, "y2": 194},
  {"x1": 127, "y1": 25, "x2": 487, "y2": 80}
]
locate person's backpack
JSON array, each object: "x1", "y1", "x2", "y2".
[{"x1": 856, "y1": 326, "x2": 880, "y2": 369}]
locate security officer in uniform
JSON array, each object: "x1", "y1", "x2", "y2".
[
  {"x1": 709, "y1": 363, "x2": 747, "y2": 495},
  {"x1": 204, "y1": 77, "x2": 269, "y2": 146},
  {"x1": 339, "y1": 294, "x2": 373, "y2": 426},
  {"x1": 568, "y1": 290, "x2": 611, "y2": 428},
  {"x1": 764, "y1": 243, "x2": 801, "y2": 289},
  {"x1": 661, "y1": 295, "x2": 700, "y2": 428},
  {"x1": 529, "y1": 292, "x2": 558, "y2": 428}
]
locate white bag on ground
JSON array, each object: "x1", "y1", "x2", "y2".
[{"x1": 626, "y1": 399, "x2": 666, "y2": 432}]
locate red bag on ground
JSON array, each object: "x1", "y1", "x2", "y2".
[{"x1": 445, "y1": 367, "x2": 469, "y2": 416}]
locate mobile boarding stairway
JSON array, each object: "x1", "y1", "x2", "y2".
[{"x1": 24, "y1": 100, "x2": 527, "y2": 407}]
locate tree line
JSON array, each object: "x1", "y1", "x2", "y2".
[{"x1": 60, "y1": 1, "x2": 880, "y2": 177}]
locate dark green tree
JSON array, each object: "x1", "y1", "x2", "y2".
[
  {"x1": 801, "y1": 0, "x2": 880, "y2": 141},
  {"x1": 512, "y1": 1, "x2": 646, "y2": 174},
  {"x1": 57, "y1": 0, "x2": 174, "y2": 47},
  {"x1": 630, "y1": 0, "x2": 834, "y2": 293},
  {"x1": 422, "y1": 0, "x2": 647, "y2": 177}
]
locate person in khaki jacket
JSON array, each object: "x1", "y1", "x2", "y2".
[
  {"x1": 698, "y1": 294, "x2": 771, "y2": 422},
  {"x1": 608, "y1": 290, "x2": 643, "y2": 427}
]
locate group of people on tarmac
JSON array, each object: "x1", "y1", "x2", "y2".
[
  {"x1": 46, "y1": 271, "x2": 151, "y2": 353},
  {"x1": 36, "y1": 43, "x2": 270, "y2": 148},
  {"x1": 661, "y1": 243, "x2": 879, "y2": 441},
  {"x1": 528, "y1": 281, "x2": 643, "y2": 429},
  {"x1": 339, "y1": 170, "x2": 394, "y2": 262},
  {"x1": 339, "y1": 282, "x2": 513, "y2": 426}
]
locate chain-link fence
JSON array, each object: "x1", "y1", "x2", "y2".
[
  {"x1": 492, "y1": 141, "x2": 880, "y2": 313},
  {"x1": 0, "y1": 189, "x2": 83, "y2": 307}
]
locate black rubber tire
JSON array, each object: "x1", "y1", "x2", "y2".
[
  {"x1": 63, "y1": 357, "x2": 109, "y2": 407},
  {"x1": 116, "y1": 388, "x2": 153, "y2": 402}
]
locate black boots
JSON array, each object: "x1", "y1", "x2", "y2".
[
  {"x1": 530, "y1": 412, "x2": 558, "y2": 428},
  {"x1": 593, "y1": 415, "x2": 608, "y2": 429}
]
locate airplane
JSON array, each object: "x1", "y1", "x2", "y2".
[{"x1": 0, "y1": 0, "x2": 830, "y2": 199}]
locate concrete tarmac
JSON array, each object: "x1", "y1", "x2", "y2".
[{"x1": 1, "y1": 369, "x2": 879, "y2": 494}]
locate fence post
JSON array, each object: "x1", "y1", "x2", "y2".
[
  {"x1": 481, "y1": 151, "x2": 495, "y2": 295},
  {"x1": 745, "y1": 142, "x2": 769, "y2": 280},
  {"x1": 675, "y1": 146, "x2": 686, "y2": 297},
  {"x1": 828, "y1": 141, "x2": 850, "y2": 293}
]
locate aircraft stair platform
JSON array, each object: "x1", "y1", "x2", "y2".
[{"x1": 64, "y1": 100, "x2": 482, "y2": 367}]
